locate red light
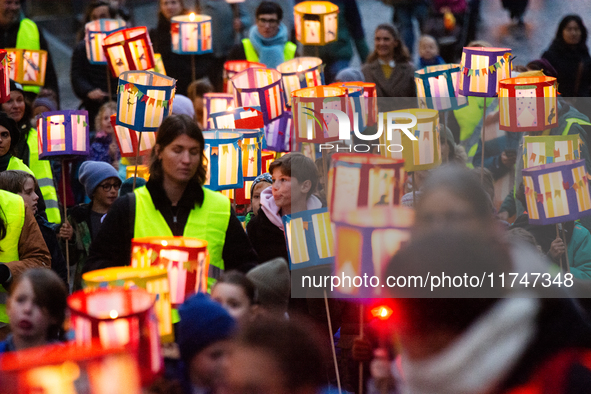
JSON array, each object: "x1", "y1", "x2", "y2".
[{"x1": 371, "y1": 305, "x2": 393, "y2": 320}]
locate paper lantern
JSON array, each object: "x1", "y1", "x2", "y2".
[
  {"x1": 459, "y1": 47, "x2": 512, "y2": 97},
  {"x1": 126, "y1": 164, "x2": 150, "y2": 180},
  {"x1": 204, "y1": 130, "x2": 243, "y2": 190},
  {"x1": 6, "y1": 48, "x2": 47, "y2": 86},
  {"x1": 103, "y1": 26, "x2": 155, "y2": 77},
  {"x1": 221, "y1": 188, "x2": 234, "y2": 201},
  {"x1": 333, "y1": 81, "x2": 378, "y2": 128},
  {"x1": 329, "y1": 82, "x2": 367, "y2": 133},
  {"x1": 171, "y1": 14, "x2": 213, "y2": 55},
  {"x1": 85, "y1": 19, "x2": 126, "y2": 65},
  {"x1": 223, "y1": 60, "x2": 265, "y2": 94},
  {"x1": 292, "y1": 85, "x2": 347, "y2": 143},
  {"x1": 0, "y1": 50, "x2": 10, "y2": 103},
  {"x1": 237, "y1": 129, "x2": 263, "y2": 181},
  {"x1": 379, "y1": 108, "x2": 441, "y2": 171},
  {"x1": 68, "y1": 287, "x2": 162, "y2": 384},
  {"x1": 131, "y1": 236, "x2": 210, "y2": 304},
  {"x1": 83, "y1": 266, "x2": 173, "y2": 343},
  {"x1": 37, "y1": 110, "x2": 89, "y2": 159},
  {"x1": 265, "y1": 110, "x2": 293, "y2": 152},
  {"x1": 262, "y1": 150, "x2": 275, "y2": 172},
  {"x1": 152, "y1": 53, "x2": 166, "y2": 75},
  {"x1": 116, "y1": 70, "x2": 176, "y2": 132},
  {"x1": 284, "y1": 207, "x2": 335, "y2": 270},
  {"x1": 203, "y1": 93, "x2": 235, "y2": 130},
  {"x1": 231, "y1": 67, "x2": 285, "y2": 124},
  {"x1": 209, "y1": 105, "x2": 264, "y2": 130},
  {"x1": 415, "y1": 63, "x2": 468, "y2": 111},
  {"x1": 110, "y1": 114, "x2": 156, "y2": 157},
  {"x1": 294, "y1": 1, "x2": 339, "y2": 46},
  {"x1": 523, "y1": 135, "x2": 581, "y2": 169},
  {"x1": 277, "y1": 57, "x2": 324, "y2": 107},
  {"x1": 328, "y1": 153, "x2": 406, "y2": 222},
  {"x1": 0, "y1": 342, "x2": 141, "y2": 394},
  {"x1": 333, "y1": 206, "x2": 413, "y2": 297},
  {"x1": 498, "y1": 76, "x2": 558, "y2": 132}
]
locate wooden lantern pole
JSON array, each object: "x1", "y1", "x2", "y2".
[
  {"x1": 133, "y1": 132, "x2": 143, "y2": 190},
  {"x1": 412, "y1": 172, "x2": 416, "y2": 206},
  {"x1": 324, "y1": 289, "x2": 342, "y2": 394},
  {"x1": 61, "y1": 160, "x2": 70, "y2": 288},
  {"x1": 191, "y1": 55, "x2": 196, "y2": 82}
]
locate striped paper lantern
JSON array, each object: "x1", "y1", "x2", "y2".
[
  {"x1": 265, "y1": 110, "x2": 293, "y2": 152},
  {"x1": 262, "y1": 150, "x2": 275, "y2": 172},
  {"x1": 151, "y1": 53, "x2": 166, "y2": 75},
  {"x1": 204, "y1": 130, "x2": 243, "y2": 190},
  {"x1": 203, "y1": 93, "x2": 235, "y2": 130},
  {"x1": 459, "y1": 47, "x2": 512, "y2": 97},
  {"x1": 209, "y1": 106, "x2": 264, "y2": 130},
  {"x1": 292, "y1": 85, "x2": 347, "y2": 143},
  {"x1": 277, "y1": 57, "x2": 324, "y2": 107},
  {"x1": 6, "y1": 48, "x2": 47, "y2": 86},
  {"x1": 0, "y1": 50, "x2": 10, "y2": 103},
  {"x1": 237, "y1": 128, "x2": 263, "y2": 181},
  {"x1": 171, "y1": 13, "x2": 213, "y2": 55},
  {"x1": 85, "y1": 19, "x2": 126, "y2": 65},
  {"x1": 294, "y1": 1, "x2": 339, "y2": 46},
  {"x1": 223, "y1": 60, "x2": 265, "y2": 94},
  {"x1": 523, "y1": 135, "x2": 581, "y2": 168},
  {"x1": 231, "y1": 67, "x2": 285, "y2": 125},
  {"x1": 103, "y1": 27, "x2": 155, "y2": 77},
  {"x1": 110, "y1": 114, "x2": 156, "y2": 157},
  {"x1": 415, "y1": 63, "x2": 468, "y2": 111},
  {"x1": 116, "y1": 71, "x2": 176, "y2": 132},
  {"x1": 329, "y1": 82, "x2": 366, "y2": 133},
  {"x1": 37, "y1": 110, "x2": 90, "y2": 159},
  {"x1": 333, "y1": 81, "x2": 378, "y2": 127}
]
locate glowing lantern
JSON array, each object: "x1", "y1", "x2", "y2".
[
  {"x1": 231, "y1": 67, "x2": 285, "y2": 124},
  {"x1": 6, "y1": 48, "x2": 47, "y2": 86},
  {"x1": 292, "y1": 85, "x2": 347, "y2": 143},
  {"x1": 203, "y1": 130, "x2": 243, "y2": 190},
  {"x1": 221, "y1": 189, "x2": 234, "y2": 201},
  {"x1": 234, "y1": 182, "x2": 253, "y2": 205},
  {"x1": 85, "y1": 19, "x2": 126, "y2": 65},
  {"x1": 116, "y1": 70, "x2": 176, "y2": 132},
  {"x1": 284, "y1": 207, "x2": 335, "y2": 270},
  {"x1": 523, "y1": 135, "x2": 581, "y2": 168},
  {"x1": 294, "y1": 1, "x2": 339, "y2": 46},
  {"x1": 333, "y1": 81, "x2": 378, "y2": 128},
  {"x1": 459, "y1": 47, "x2": 512, "y2": 97},
  {"x1": 103, "y1": 26, "x2": 155, "y2": 77},
  {"x1": 203, "y1": 93, "x2": 235, "y2": 130},
  {"x1": 171, "y1": 13, "x2": 213, "y2": 55},
  {"x1": 67, "y1": 287, "x2": 162, "y2": 384},
  {"x1": 237, "y1": 129, "x2": 263, "y2": 182},
  {"x1": 371, "y1": 305, "x2": 393, "y2": 320},
  {"x1": 265, "y1": 110, "x2": 293, "y2": 152},
  {"x1": 223, "y1": 60, "x2": 265, "y2": 94},
  {"x1": 0, "y1": 50, "x2": 8, "y2": 103},
  {"x1": 126, "y1": 164, "x2": 150, "y2": 180},
  {"x1": 329, "y1": 82, "x2": 366, "y2": 133},
  {"x1": 498, "y1": 76, "x2": 558, "y2": 132},
  {"x1": 209, "y1": 105, "x2": 264, "y2": 130},
  {"x1": 131, "y1": 236, "x2": 210, "y2": 303},
  {"x1": 262, "y1": 150, "x2": 275, "y2": 172},
  {"x1": 37, "y1": 110, "x2": 90, "y2": 159},
  {"x1": 83, "y1": 266, "x2": 173, "y2": 343},
  {"x1": 522, "y1": 159, "x2": 591, "y2": 225},
  {"x1": 151, "y1": 53, "x2": 166, "y2": 75},
  {"x1": 415, "y1": 63, "x2": 468, "y2": 111},
  {"x1": 110, "y1": 114, "x2": 156, "y2": 157},
  {"x1": 277, "y1": 57, "x2": 324, "y2": 106}
]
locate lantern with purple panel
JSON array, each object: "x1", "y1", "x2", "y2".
[
  {"x1": 459, "y1": 47, "x2": 512, "y2": 97},
  {"x1": 223, "y1": 60, "x2": 265, "y2": 94},
  {"x1": 265, "y1": 110, "x2": 293, "y2": 152},
  {"x1": 203, "y1": 93, "x2": 234, "y2": 130},
  {"x1": 231, "y1": 67, "x2": 285, "y2": 125},
  {"x1": 37, "y1": 110, "x2": 90, "y2": 160},
  {"x1": 85, "y1": 19, "x2": 126, "y2": 65}
]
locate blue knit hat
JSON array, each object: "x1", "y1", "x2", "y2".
[
  {"x1": 79, "y1": 161, "x2": 120, "y2": 197},
  {"x1": 250, "y1": 172, "x2": 273, "y2": 195},
  {"x1": 177, "y1": 293, "x2": 236, "y2": 362}
]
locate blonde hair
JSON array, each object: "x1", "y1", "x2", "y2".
[{"x1": 94, "y1": 101, "x2": 117, "y2": 132}]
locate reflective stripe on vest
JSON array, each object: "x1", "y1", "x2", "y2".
[
  {"x1": 0, "y1": 190, "x2": 25, "y2": 323},
  {"x1": 15, "y1": 18, "x2": 41, "y2": 94},
  {"x1": 562, "y1": 117, "x2": 591, "y2": 136},
  {"x1": 242, "y1": 38, "x2": 297, "y2": 63},
  {"x1": 133, "y1": 186, "x2": 231, "y2": 287}
]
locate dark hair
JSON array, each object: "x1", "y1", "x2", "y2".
[
  {"x1": 0, "y1": 170, "x2": 37, "y2": 195},
  {"x1": 552, "y1": 15, "x2": 589, "y2": 53},
  {"x1": 268, "y1": 153, "x2": 318, "y2": 199},
  {"x1": 256, "y1": 1, "x2": 283, "y2": 21},
  {"x1": 150, "y1": 114, "x2": 207, "y2": 185},
  {"x1": 77, "y1": 1, "x2": 118, "y2": 41},
  {"x1": 367, "y1": 23, "x2": 411, "y2": 63},
  {"x1": 187, "y1": 78, "x2": 214, "y2": 101},
  {"x1": 215, "y1": 270, "x2": 257, "y2": 305}
]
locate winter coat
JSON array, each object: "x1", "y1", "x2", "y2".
[
  {"x1": 361, "y1": 59, "x2": 416, "y2": 98},
  {"x1": 542, "y1": 40, "x2": 591, "y2": 97}
]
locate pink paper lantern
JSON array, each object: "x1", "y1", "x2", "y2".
[
  {"x1": 103, "y1": 26, "x2": 156, "y2": 77},
  {"x1": 231, "y1": 67, "x2": 286, "y2": 125},
  {"x1": 223, "y1": 60, "x2": 265, "y2": 94}
]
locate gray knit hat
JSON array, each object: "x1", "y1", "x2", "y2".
[{"x1": 246, "y1": 258, "x2": 290, "y2": 313}]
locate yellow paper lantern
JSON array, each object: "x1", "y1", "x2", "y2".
[
  {"x1": 523, "y1": 135, "x2": 581, "y2": 168},
  {"x1": 284, "y1": 207, "x2": 335, "y2": 270},
  {"x1": 151, "y1": 53, "x2": 166, "y2": 75},
  {"x1": 103, "y1": 26, "x2": 156, "y2": 77},
  {"x1": 277, "y1": 57, "x2": 324, "y2": 107},
  {"x1": 459, "y1": 46, "x2": 512, "y2": 97},
  {"x1": 292, "y1": 85, "x2": 347, "y2": 143},
  {"x1": 126, "y1": 164, "x2": 150, "y2": 180},
  {"x1": 294, "y1": 1, "x2": 339, "y2": 45},
  {"x1": 85, "y1": 19, "x2": 126, "y2": 65},
  {"x1": 204, "y1": 130, "x2": 244, "y2": 190},
  {"x1": 6, "y1": 48, "x2": 47, "y2": 86}
]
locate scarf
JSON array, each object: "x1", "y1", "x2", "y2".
[
  {"x1": 248, "y1": 23, "x2": 289, "y2": 69},
  {"x1": 0, "y1": 153, "x2": 11, "y2": 172},
  {"x1": 260, "y1": 187, "x2": 322, "y2": 230}
]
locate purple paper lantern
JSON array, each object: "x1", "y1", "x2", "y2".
[
  {"x1": 264, "y1": 111, "x2": 292, "y2": 152},
  {"x1": 231, "y1": 67, "x2": 285, "y2": 125},
  {"x1": 37, "y1": 110, "x2": 90, "y2": 159},
  {"x1": 459, "y1": 47, "x2": 512, "y2": 97}
]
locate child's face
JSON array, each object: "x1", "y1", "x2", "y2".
[
  {"x1": 211, "y1": 283, "x2": 253, "y2": 326},
  {"x1": 251, "y1": 181, "x2": 271, "y2": 215},
  {"x1": 271, "y1": 168, "x2": 309, "y2": 212},
  {"x1": 419, "y1": 37, "x2": 439, "y2": 60},
  {"x1": 189, "y1": 340, "x2": 231, "y2": 389},
  {"x1": 7, "y1": 278, "x2": 53, "y2": 343},
  {"x1": 18, "y1": 177, "x2": 39, "y2": 214},
  {"x1": 101, "y1": 110, "x2": 115, "y2": 134}
]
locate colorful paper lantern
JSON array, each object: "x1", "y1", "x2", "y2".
[
  {"x1": 103, "y1": 26, "x2": 156, "y2": 77},
  {"x1": 329, "y1": 82, "x2": 367, "y2": 133},
  {"x1": 37, "y1": 110, "x2": 90, "y2": 159},
  {"x1": 85, "y1": 19, "x2": 126, "y2": 65},
  {"x1": 126, "y1": 164, "x2": 150, "y2": 180},
  {"x1": 110, "y1": 114, "x2": 156, "y2": 157},
  {"x1": 223, "y1": 60, "x2": 265, "y2": 94},
  {"x1": 68, "y1": 287, "x2": 162, "y2": 384},
  {"x1": 265, "y1": 110, "x2": 293, "y2": 152},
  {"x1": 294, "y1": 1, "x2": 339, "y2": 46},
  {"x1": 209, "y1": 105, "x2": 264, "y2": 130},
  {"x1": 284, "y1": 207, "x2": 335, "y2": 270},
  {"x1": 237, "y1": 129, "x2": 263, "y2": 182},
  {"x1": 328, "y1": 153, "x2": 406, "y2": 222},
  {"x1": 83, "y1": 266, "x2": 173, "y2": 343},
  {"x1": 6, "y1": 48, "x2": 47, "y2": 86},
  {"x1": 204, "y1": 130, "x2": 243, "y2": 190},
  {"x1": 498, "y1": 76, "x2": 558, "y2": 132},
  {"x1": 171, "y1": 13, "x2": 213, "y2": 55},
  {"x1": 131, "y1": 236, "x2": 210, "y2": 304},
  {"x1": 523, "y1": 135, "x2": 581, "y2": 169},
  {"x1": 333, "y1": 81, "x2": 378, "y2": 128},
  {"x1": 379, "y1": 108, "x2": 441, "y2": 171},
  {"x1": 203, "y1": 93, "x2": 235, "y2": 130},
  {"x1": 415, "y1": 63, "x2": 468, "y2": 111},
  {"x1": 0, "y1": 50, "x2": 11, "y2": 103},
  {"x1": 459, "y1": 47, "x2": 512, "y2": 97},
  {"x1": 277, "y1": 57, "x2": 324, "y2": 107},
  {"x1": 221, "y1": 188, "x2": 234, "y2": 201},
  {"x1": 522, "y1": 159, "x2": 591, "y2": 225},
  {"x1": 231, "y1": 67, "x2": 285, "y2": 125},
  {"x1": 292, "y1": 85, "x2": 347, "y2": 143},
  {"x1": 262, "y1": 150, "x2": 275, "y2": 172},
  {"x1": 151, "y1": 53, "x2": 166, "y2": 75},
  {"x1": 116, "y1": 70, "x2": 176, "y2": 132}
]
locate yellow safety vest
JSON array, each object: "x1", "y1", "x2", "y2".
[
  {"x1": 242, "y1": 38, "x2": 297, "y2": 64},
  {"x1": 7, "y1": 156, "x2": 33, "y2": 175},
  {"x1": 15, "y1": 18, "x2": 41, "y2": 95}
]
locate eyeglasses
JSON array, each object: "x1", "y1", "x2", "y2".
[
  {"x1": 99, "y1": 182, "x2": 121, "y2": 191},
  {"x1": 257, "y1": 17, "x2": 279, "y2": 26}
]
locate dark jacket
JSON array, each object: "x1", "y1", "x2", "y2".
[
  {"x1": 246, "y1": 207, "x2": 289, "y2": 264},
  {"x1": 361, "y1": 59, "x2": 416, "y2": 98},
  {"x1": 36, "y1": 214, "x2": 68, "y2": 285},
  {"x1": 542, "y1": 40, "x2": 591, "y2": 97},
  {"x1": 67, "y1": 203, "x2": 96, "y2": 290}
]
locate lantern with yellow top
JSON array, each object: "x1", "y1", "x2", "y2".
[
  {"x1": 415, "y1": 63, "x2": 468, "y2": 111},
  {"x1": 277, "y1": 57, "x2": 324, "y2": 107},
  {"x1": 110, "y1": 114, "x2": 156, "y2": 157},
  {"x1": 85, "y1": 19, "x2": 126, "y2": 65},
  {"x1": 126, "y1": 164, "x2": 150, "y2": 180},
  {"x1": 171, "y1": 13, "x2": 212, "y2": 55},
  {"x1": 294, "y1": 1, "x2": 339, "y2": 46},
  {"x1": 203, "y1": 93, "x2": 235, "y2": 130},
  {"x1": 231, "y1": 67, "x2": 285, "y2": 125},
  {"x1": 223, "y1": 60, "x2": 265, "y2": 94},
  {"x1": 0, "y1": 50, "x2": 9, "y2": 103},
  {"x1": 103, "y1": 26, "x2": 155, "y2": 77},
  {"x1": 6, "y1": 48, "x2": 47, "y2": 86},
  {"x1": 204, "y1": 130, "x2": 244, "y2": 190},
  {"x1": 292, "y1": 85, "x2": 347, "y2": 143},
  {"x1": 523, "y1": 135, "x2": 581, "y2": 168},
  {"x1": 459, "y1": 47, "x2": 512, "y2": 97}
]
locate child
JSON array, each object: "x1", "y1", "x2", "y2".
[
  {"x1": 244, "y1": 173, "x2": 272, "y2": 227},
  {"x1": 187, "y1": 78, "x2": 213, "y2": 127},
  {"x1": 418, "y1": 35, "x2": 445, "y2": 69},
  {"x1": 246, "y1": 257, "x2": 290, "y2": 319},
  {"x1": 89, "y1": 101, "x2": 119, "y2": 169},
  {"x1": 0, "y1": 268, "x2": 67, "y2": 352},
  {"x1": 211, "y1": 270, "x2": 257, "y2": 326}
]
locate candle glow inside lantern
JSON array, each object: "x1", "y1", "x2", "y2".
[
  {"x1": 126, "y1": 164, "x2": 150, "y2": 180},
  {"x1": 459, "y1": 47, "x2": 512, "y2": 97},
  {"x1": 85, "y1": 19, "x2": 126, "y2": 65},
  {"x1": 262, "y1": 150, "x2": 275, "y2": 172},
  {"x1": 83, "y1": 266, "x2": 173, "y2": 343},
  {"x1": 171, "y1": 14, "x2": 213, "y2": 55},
  {"x1": 294, "y1": 1, "x2": 339, "y2": 46},
  {"x1": 498, "y1": 76, "x2": 558, "y2": 132},
  {"x1": 522, "y1": 159, "x2": 591, "y2": 225},
  {"x1": 103, "y1": 26, "x2": 155, "y2": 77},
  {"x1": 204, "y1": 130, "x2": 244, "y2": 190},
  {"x1": 37, "y1": 110, "x2": 90, "y2": 159},
  {"x1": 6, "y1": 48, "x2": 47, "y2": 86},
  {"x1": 209, "y1": 105, "x2": 264, "y2": 131},
  {"x1": 131, "y1": 236, "x2": 210, "y2": 304},
  {"x1": 223, "y1": 60, "x2": 265, "y2": 94},
  {"x1": 284, "y1": 207, "x2": 335, "y2": 270},
  {"x1": 237, "y1": 128, "x2": 263, "y2": 182},
  {"x1": 265, "y1": 110, "x2": 293, "y2": 152},
  {"x1": 231, "y1": 67, "x2": 285, "y2": 125},
  {"x1": 292, "y1": 85, "x2": 347, "y2": 143},
  {"x1": 415, "y1": 63, "x2": 468, "y2": 111},
  {"x1": 67, "y1": 287, "x2": 162, "y2": 384},
  {"x1": 151, "y1": 53, "x2": 166, "y2": 75},
  {"x1": 110, "y1": 114, "x2": 156, "y2": 157},
  {"x1": 523, "y1": 135, "x2": 581, "y2": 168},
  {"x1": 116, "y1": 70, "x2": 176, "y2": 132},
  {"x1": 277, "y1": 57, "x2": 324, "y2": 107},
  {"x1": 203, "y1": 93, "x2": 235, "y2": 130}
]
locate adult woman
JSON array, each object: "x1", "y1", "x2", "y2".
[
  {"x1": 361, "y1": 24, "x2": 416, "y2": 98},
  {"x1": 84, "y1": 115, "x2": 257, "y2": 283}
]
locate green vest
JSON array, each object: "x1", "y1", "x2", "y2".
[
  {"x1": 562, "y1": 118, "x2": 591, "y2": 135},
  {"x1": 7, "y1": 156, "x2": 33, "y2": 174},
  {"x1": 15, "y1": 18, "x2": 41, "y2": 94},
  {"x1": 0, "y1": 190, "x2": 25, "y2": 323},
  {"x1": 242, "y1": 38, "x2": 297, "y2": 64}
]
